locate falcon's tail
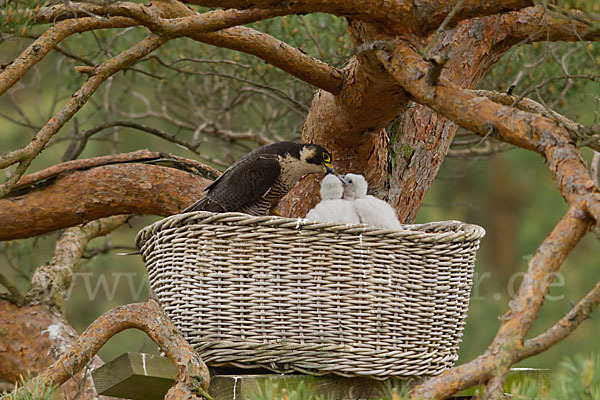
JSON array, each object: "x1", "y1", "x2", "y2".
[
  {"x1": 181, "y1": 197, "x2": 209, "y2": 213},
  {"x1": 180, "y1": 196, "x2": 226, "y2": 214}
]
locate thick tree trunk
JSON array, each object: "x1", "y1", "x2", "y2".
[{"x1": 282, "y1": 15, "x2": 517, "y2": 222}]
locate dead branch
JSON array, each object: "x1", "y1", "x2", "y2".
[
  {"x1": 25, "y1": 215, "x2": 129, "y2": 314},
  {"x1": 0, "y1": 154, "x2": 215, "y2": 241},
  {"x1": 60, "y1": 120, "x2": 205, "y2": 161},
  {"x1": 0, "y1": 17, "x2": 135, "y2": 97},
  {"x1": 10, "y1": 301, "x2": 210, "y2": 400}
]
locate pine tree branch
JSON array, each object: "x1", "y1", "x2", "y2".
[
  {"x1": 470, "y1": 89, "x2": 600, "y2": 152},
  {"x1": 177, "y1": 0, "x2": 533, "y2": 33},
  {"x1": 0, "y1": 157, "x2": 214, "y2": 241},
  {"x1": 0, "y1": 17, "x2": 135, "y2": 97},
  {"x1": 409, "y1": 208, "x2": 589, "y2": 399}
]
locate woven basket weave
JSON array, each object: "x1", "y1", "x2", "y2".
[{"x1": 136, "y1": 211, "x2": 485, "y2": 378}]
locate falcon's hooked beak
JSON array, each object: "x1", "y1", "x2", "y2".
[{"x1": 322, "y1": 162, "x2": 335, "y2": 175}]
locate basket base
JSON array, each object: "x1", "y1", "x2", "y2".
[{"x1": 194, "y1": 339, "x2": 456, "y2": 378}]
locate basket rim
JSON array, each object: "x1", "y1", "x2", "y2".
[{"x1": 136, "y1": 211, "x2": 486, "y2": 249}]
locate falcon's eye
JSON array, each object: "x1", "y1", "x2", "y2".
[{"x1": 322, "y1": 152, "x2": 331, "y2": 163}]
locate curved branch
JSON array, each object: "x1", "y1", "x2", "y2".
[
  {"x1": 0, "y1": 300, "x2": 105, "y2": 397},
  {"x1": 25, "y1": 215, "x2": 129, "y2": 314},
  {"x1": 13, "y1": 0, "x2": 534, "y2": 36},
  {"x1": 61, "y1": 121, "x2": 205, "y2": 160},
  {"x1": 148, "y1": 0, "x2": 345, "y2": 94},
  {"x1": 0, "y1": 159, "x2": 213, "y2": 241},
  {"x1": 376, "y1": 39, "x2": 598, "y2": 400},
  {"x1": 4, "y1": 150, "x2": 219, "y2": 194},
  {"x1": 11, "y1": 301, "x2": 210, "y2": 400},
  {"x1": 470, "y1": 89, "x2": 600, "y2": 152},
  {"x1": 494, "y1": 5, "x2": 600, "y2": 50},
  {"x1": 4, "y1": 2, "x2": 343, "y2": 93},
  {"x1": 377, "y1": 42, "x2": 600, "y2": 212},
  {"x1": 516, "y1": 280, "x2": 600, "y2": 360},
  {"x1": 192, "y1": 26, "x2": 344, "y2": 94}
]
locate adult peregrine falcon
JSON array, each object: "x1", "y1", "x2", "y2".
[{"x1": 182, "y1": 141, "x2": 334, "y2": 216}]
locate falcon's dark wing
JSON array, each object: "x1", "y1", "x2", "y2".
[{"x1": 182, "y1": 155, "x2": 281, "y2": 213}]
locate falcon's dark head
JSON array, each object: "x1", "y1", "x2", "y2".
[{"x1": 299, "y1": 143, "x2": 334, "y2": 174}]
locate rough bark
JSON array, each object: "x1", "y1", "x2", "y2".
[
  {"x1": 0, "y1": 159, "x2": 212, "y2": 241},
  {"x1": 282, "y1": 11, "x2": 535, "y2": 221},
  {"x1": 9, "y1": 301, "x2": 210, "y2": 400},
  {"x1": 373, "y1": 25, "x2": 600, "y2": 400},
  {"x1": 183, "y1": 0, "x2": 533, "y2": 34},
  {"x1": 0, "y1": 300, "x2": 106, "y2": 399}
]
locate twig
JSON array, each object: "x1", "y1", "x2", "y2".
[
  {"x1": 299, "y1": 15, "x2": 324, "y2": 58},
  {"x1": 61, "y1": 120, "x2": 203, "y2": 161},
  {"x1": 0, "y1": 270, "x2": 24, "y2": 304},
  {"x1": 422, "y1": 0, "x2": 465, "y2": 59},
  {"x1": 0, "y1": 33, "x2": 168, "y2": 198},
  {"x1": 0, "y1": 16, "x2": 135, "y2": 97}
]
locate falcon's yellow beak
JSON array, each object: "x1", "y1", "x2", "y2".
[{"x1": 322, "y1": 162, "x2": 334, "y2": 174}]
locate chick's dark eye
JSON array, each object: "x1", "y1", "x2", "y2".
[
  {"x1": 322, "y1": 152, "x2": 331, "y2": 162},
  {"x1": 349, "y1": 180, "x2": 353, "y2": 184}
]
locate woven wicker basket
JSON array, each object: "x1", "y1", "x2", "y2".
[{"x1": 136, "y1": 211, "x2": 485, "y2": 378}]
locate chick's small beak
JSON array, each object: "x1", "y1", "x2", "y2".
[
  {"x1": 322, "y1": 162, "x2": 334, "y2": 174},
  {"x1": 338, "y1": 175, "x2": 350, "y2": 185}
]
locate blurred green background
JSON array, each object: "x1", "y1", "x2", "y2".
[{"x1": 1, "y1": 8, "x2": 599, "y2": 372}]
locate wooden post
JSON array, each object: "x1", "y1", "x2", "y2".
[{"x1": 91, "y1": 352, "x2": 549, "y2": 399}]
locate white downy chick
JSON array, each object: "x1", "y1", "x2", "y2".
[
  {"x1": 305, "y1": 174, "x2": 360, "y2": 224},
  {"x1": 340, "y1": 173, "x2": 401, "y2": 229}
]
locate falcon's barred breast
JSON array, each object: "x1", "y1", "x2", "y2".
[{"x1": 182, "y1": 141, "x2": 334, "y2": 216}]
